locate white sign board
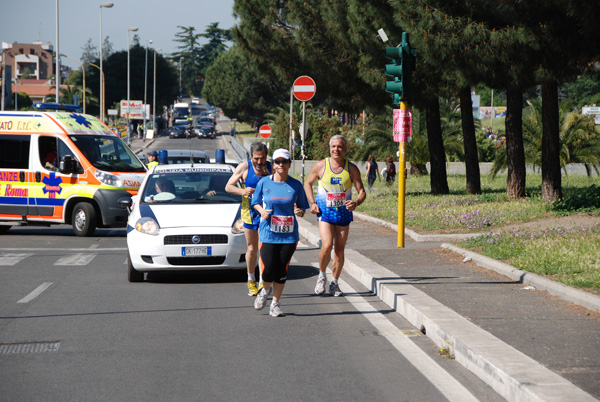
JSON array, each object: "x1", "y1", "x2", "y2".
[
  {"x1": 583, "y1": 106, "x2": 600, "y2": 125},
  {"x1": 471, "y1": 94, "x2": 480, "y2": 119},
  {"x1": 107, "y1": 109, "x2": 118, "y2": 116},
  {"x1": 120, "y1": 100, "x2": 149, "y2": 120}
]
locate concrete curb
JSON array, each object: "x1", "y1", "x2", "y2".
[
  {"x1": 441, "y1": 243, "x2": 600, "y2": 314},
  {"x1": 297, "y1": 218, "x2": 597, "y2": 402}
]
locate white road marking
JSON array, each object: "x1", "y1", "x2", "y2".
[
  {"x1": 0, "y1": 253, "x2": 33, "y2": 266},
  {"x1": 0, "y1": 248, "x2": 126, "y2": 251},
  {"x1": 311, "y1": 264, "x2": 479, "y2": 402},
  {"x1": 17, "y1": 282, "x2": 53, "y2": 303},
  {"x1": 54, "y1": 253, "x2": 97, "y2": 266}
]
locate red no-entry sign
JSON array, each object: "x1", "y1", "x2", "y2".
[
  {"x1": 293, "y1": 76, "x2": 316, "y2": 102},
  {"x1": 259, "y1": 124, "x2": 272, "y2": 139}
]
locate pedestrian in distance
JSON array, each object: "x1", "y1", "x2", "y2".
[
  {"x1": 225, "y1": 142, "x2": 272, "y2": 296},
  {"x1": 385, "y1": 156, "x2": 396, "y2": 185},
  {"x1": 146, "y1": 151, "x2": 159, "y2": 169},
  {"x1": 251, "y1": 148, "x2": 309, "y2": 317},
  {"x1": 365, "y1": 154, "x2": 381, "y2": 191},
  {"x1": 304, "y1": 135, "x2": 367, "y2": 297}
]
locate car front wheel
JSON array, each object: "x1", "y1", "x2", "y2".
[
  {"x1": 72, "y1": 202, "x2": 97, "y2": 237},
  {"x1": 127, "y1": 252, "x2": 144, "y2": 282}
]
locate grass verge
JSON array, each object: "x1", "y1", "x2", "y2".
[{"x1": 360, "y1": 173, "x2": 600, "y2": 294}]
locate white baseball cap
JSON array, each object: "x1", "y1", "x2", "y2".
[{"x1": 272, "y1": 148, "x2": 290, "y2": 161}]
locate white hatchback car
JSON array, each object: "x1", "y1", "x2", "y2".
[{"x1": 119, "y1": 163, "x2": 246, "y2": 282}]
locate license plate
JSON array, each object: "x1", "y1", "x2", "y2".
[{"x1": 182, "y1": 246, "x2": 211, "y2": 256}]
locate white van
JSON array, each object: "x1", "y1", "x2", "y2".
[{"x1": 0, "y1": 111, "x2": 147, "y2": 236}]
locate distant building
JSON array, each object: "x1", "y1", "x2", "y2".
[{"x1": 1, "y1": 41, "x2": 72, "y2": 106}]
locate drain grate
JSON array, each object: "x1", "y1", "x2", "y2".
[{"x1": 0, "y1": 341, "x2": 61, "y2": 354}]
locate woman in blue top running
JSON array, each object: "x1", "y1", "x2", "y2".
[{"x1": 251, "y1": 148, "x2": 310, "y2": 317}]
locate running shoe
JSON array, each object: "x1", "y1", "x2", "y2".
[
  {"x1": 258, "y1": 282, "x2": 264, "y2": 293},
  {"x1": 315, "y1": 276, "x2": 326, "y2": 295},
  {"x1": 247, "y1": 280, "x2": 259, "y2": 297},
  {"x1": 254, "y1": 289, "x2": 267, "y2": 310},
  {"x1": 329, "y1": 281, "x2": 343, "y2": 297},
  {"x1": 269, "y1": 302, "x2": 285, "y2": 317}
]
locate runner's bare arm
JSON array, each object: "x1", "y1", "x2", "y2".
[
  {"x1": 304, "y1": 160, "x2": 325, "y2": 214},
  {"x1": 225, "y1": 161, "x2": 252, "y2": 196},
  {"x1": 347, "y1": 162, "x2": 366, "y2": 211}
]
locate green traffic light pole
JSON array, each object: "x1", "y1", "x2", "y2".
[{"x1": 384, "y1": 32, "x2": 416, "y2": 248}]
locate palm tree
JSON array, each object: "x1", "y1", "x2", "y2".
[
  {"x1": 53, "y1": 84, "x2": 98, "y2": 110},
  {"x1": 406, "y1": 108, "x2": 430, "y2": 176},
  {"x1": 490, "y1": 98, "x2": 600, "y2": 178},
  {"x1": 560, "y1": 110, "x2": 600, "y2": 176},
  {"x1": 438, "y1": 97, "x2": 465, "y2": 162},
  {"x1": 353, "y1": 105, "x2": 403, "y2": 165}
]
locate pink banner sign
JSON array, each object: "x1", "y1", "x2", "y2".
[{"x1": 393, "y1": 109, "x2": 412, "y2": 143}]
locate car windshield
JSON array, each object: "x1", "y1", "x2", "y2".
[
  {"x1": 173, "y1": 109, "x2": 188, "y2": 119},
  {"x1": 70, "y1": 135, "x2": 146, "y2": 172},
  {"x1": 141, "y1": 170, "x2": 242, "y2": 204}
]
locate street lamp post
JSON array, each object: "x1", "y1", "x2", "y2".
[
  {"x1": 13, "y1": 78, "x2": 18, "y2": 111},
  {"x1": 179, "y1": 57, "x2": 183, "y2": 100},
  {"x1": 60, "y1": 54, "x2": 85, "y2": 113},
  {"x1": 153, "y1": 48, "x2": 161, "y2": 135},
  {"x1": 127, "y1": 26, "x2": 138, "y2": 144},
  {"x1": 55, "y1": 0, "x2": 60, "y2": 103},
  {"x1": 89, "y1": 62, "x2": 104, "y2": 120},
  {"x1": 143, "y1": 40, "x2": 152, "y2": 139},
  {"x1": 99, "y1": 2, "x2": 113, "y2": 122}
]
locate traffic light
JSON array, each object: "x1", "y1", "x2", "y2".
[
  {"x1": 385, "y1": 47, "x2": 404, "y2": 105},
  {"x1": 384, "y1": 32, "x2": 416, "y2": 104}
]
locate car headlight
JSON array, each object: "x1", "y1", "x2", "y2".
[
  {"x1": 95, "y1": 169, "x2": 123, "y2": 187},
  {"x1": 135, "y1": 217, "x2": 160, "y2": 235},
  {"x1": 231, "y1": 219, "x2": 244, "y2": 234}
]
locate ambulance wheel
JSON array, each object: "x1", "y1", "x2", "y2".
[
  {"x1": 127, "y1": 252, "x2": 144, "y2": 282},
  {"x1": 72, "y1": 202, "x2": 97, "y2": 237}
]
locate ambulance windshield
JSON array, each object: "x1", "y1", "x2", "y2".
[{"x1": 70, "y1": 135, "x2": 146, "y2": 173}]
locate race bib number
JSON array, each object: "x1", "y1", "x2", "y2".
[
  {"x1": 326, "y1": 192, "x2": 346, "y2": 208},
  {"x1": 271, "y1": 215, "x2": 294, "y2": 233}
]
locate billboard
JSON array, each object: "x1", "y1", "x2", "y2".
[{"x1": 120, "y1": 100, "x2": 149, "y2": 119}]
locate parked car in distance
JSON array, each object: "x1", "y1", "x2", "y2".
[
  {"x1": 197, "y1": 117, "x2": 215, "y2": 134},
  {"x1": 169, "y1": 126, "x2": 188, "y2": 139},
  {"x1": 119, "y1": 163, "x2": 246, "y2": 282},
  {"x1": 197, "y1": 126, "x2": 215, "y2": 139}
]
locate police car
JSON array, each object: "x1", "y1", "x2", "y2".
[{"x1": 119, "y1": 163, "x2": 246, "y2": 282}]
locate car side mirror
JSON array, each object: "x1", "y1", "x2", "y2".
[
  {"x1": 118, "y1": 197, "x2": 133, "y2": 210},
  {"x1": 59, "y1": 155, "x2": 78, "y2": 174}
]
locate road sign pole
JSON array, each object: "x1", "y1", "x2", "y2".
[
  {"x1": 289, "y1": 87, "x2": 294, "y2": 170},
  {"x1": 301, "y1": 100, "x2": 306, "y2": 183},
  {"x1": 397, "y1": 101, "x2": 408, "y2": 248}
]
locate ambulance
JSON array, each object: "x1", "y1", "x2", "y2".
[{"x1": 0, "y1": 111, "x2": 147, "y2": 236}]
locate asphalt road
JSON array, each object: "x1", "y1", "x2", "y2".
[{"x1": 0, "y1": 225, "x2": 504, "y2": 402}]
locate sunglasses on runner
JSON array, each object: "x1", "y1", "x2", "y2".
[{"x1": 273, "y1": 159, "x2": 290, "y2": 165}]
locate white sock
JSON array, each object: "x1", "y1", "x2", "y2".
[
  {"x1": 271, "y1": 301, "x2": 279, "y2": 306},
  {"x1": 331, "y1": 278, "x2": 338, "y2": 284},
  {"x1": 248, "y1": 273, "x2": 256, "y2": 281},
  {"x1": 319, "y1": 271, "x2": 326, "y2": 279}
]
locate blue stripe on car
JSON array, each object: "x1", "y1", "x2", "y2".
[{"x1": 139, "y1": 204, "x2": 160, "y2": 227}]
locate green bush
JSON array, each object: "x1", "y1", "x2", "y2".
[{"x1": 552, "y1": 185, "x2": 600, "y2": 215}]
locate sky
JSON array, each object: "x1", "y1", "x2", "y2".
[{"x1": 0, "y1": 0, "x2": 237, "y2": 69}]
